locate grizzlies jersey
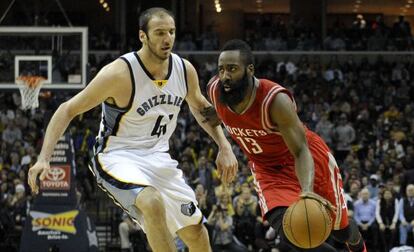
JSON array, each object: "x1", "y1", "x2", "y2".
[{"x1": 95, "y1": 52, "x2": 187, "y2": 154}]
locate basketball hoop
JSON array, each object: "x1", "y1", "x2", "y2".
[{"x1": 15, "y1": 76, "x2": 46, "y2": 110}]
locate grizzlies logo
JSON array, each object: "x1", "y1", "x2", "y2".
[{"x1": 181, "y1": 202, "x2": 196, "y2": 217}]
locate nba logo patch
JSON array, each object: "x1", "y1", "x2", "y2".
[
  {"x1": 181, "y1": 202, "x2": 196, "y2": 217},
  {"x1": 153, "y1": 79, "x2": 167, "y2": 88}
]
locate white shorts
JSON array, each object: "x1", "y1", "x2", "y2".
[{"x1": 89, "y1": 150, "x2": 203, "y2": 235}]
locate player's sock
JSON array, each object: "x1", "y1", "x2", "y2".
[{"x1": 346, "y1": 238, "x2": 366, "y2": 252}]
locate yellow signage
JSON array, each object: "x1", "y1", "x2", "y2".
[{"x1": 31, "y1": 210, "x2": 79, "y2": 234}]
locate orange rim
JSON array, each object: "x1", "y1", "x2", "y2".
[{"x1": 16, "y1": 76, "x2": 46, "y2": 88}]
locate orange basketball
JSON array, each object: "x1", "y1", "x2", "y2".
[{"x1": 282, "y1": 198, "x2": 333, "y2": 249}]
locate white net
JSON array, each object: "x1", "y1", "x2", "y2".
[{"x1": 15, "y1": 76, "x2": 45, "y2": 110}]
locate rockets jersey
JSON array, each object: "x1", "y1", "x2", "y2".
[
  {"x1": 208, "y1": 76, "x2": 313, "y2": 168},
  {"x1": 95, "y1": 52, "x2": 187, "y2": 154},
  {"x1": 208, "y1": 77, "x2": 349, "y2": 229}
]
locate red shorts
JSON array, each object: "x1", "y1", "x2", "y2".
[{"x1": 250, "y1": 135, "x2": 349, "y2": 230}]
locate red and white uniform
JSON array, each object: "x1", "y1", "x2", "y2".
[{"x1": 208, "y1": 77, "x2": 348, "y2": 230}]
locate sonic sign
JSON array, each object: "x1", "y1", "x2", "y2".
[{"x1": 30, "y1": 210, "x2": 79, "y2": 239}]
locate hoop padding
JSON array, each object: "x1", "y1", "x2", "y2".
[{"x1": 16, "y1": 76, "x2": 45, "y2": 110}]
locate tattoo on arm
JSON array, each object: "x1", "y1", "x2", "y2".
[{"x1": 200, "y1": 106, "x2": 222, "y2": 127}]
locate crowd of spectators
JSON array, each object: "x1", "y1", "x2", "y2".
[
  {"x1": 243, "y1": 14, "x2": 414, "y2": 51},
  {"x1": 2, "y1": 16, "x2": 414, "y2": 250}
]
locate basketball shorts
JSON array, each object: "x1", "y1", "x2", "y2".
[
  {"x1": 252, "y1": 136, "x2": 349, "y2": 230},
  {"x1": 89, "y1": 150, "x2": 203, "y2": 235}
]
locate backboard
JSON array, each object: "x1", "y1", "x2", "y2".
[{"x1": 0, "y1": 26, "x2": 88, "y2": 89}]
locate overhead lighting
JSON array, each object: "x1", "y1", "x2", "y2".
[
  {"x1": 403, "y1": 8, "x2": 408, "y2": 12},
  {"x1": 216, "y1": 8, "x2": 222, "y2": 13},
  {"x1": 406, "y1": 4, "x2": 411, "y2": 8},
  {"x1": 409, "y1": 0, "x2": 413, "y2": 3},
  {"x1": 103, "y1": 2, "x2": 108, "y2": 8},
  {"x1": 215, "y1": 0, "x2": 219, "y2": 3},
  {"x1": 99, "y1": 0, "x2": 104, "y2": 3},
  {"x1": 256, "y1": 0, "x2": 263, "y2": 2},
  {"x1": 355, "y1": 0, "x2": 361, "y2": 3},
  {"x1": 106, "y1": 7, "x2": 110, "y2": 12}
]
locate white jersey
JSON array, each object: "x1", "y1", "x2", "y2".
[{"x1": 95, "y1": 52, "x2": 188, "y2": 154}]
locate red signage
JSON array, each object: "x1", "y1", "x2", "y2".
[{"x1": 40, "y1": 165, "x2": 71, "y2": 190}]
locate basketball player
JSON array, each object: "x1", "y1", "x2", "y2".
[
  {"x1": 27, "y1": 8, "x2": 238, "y2": 252},
  {"x1": 206, "y1": 39, "x2": 366, "y2": 252}
]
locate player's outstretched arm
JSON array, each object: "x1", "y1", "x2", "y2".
[
  {"x1": 269, "y1": 92, "x2": 314, "y2": 193},
  {"x1": 183, "y1": 59, "x2": 238, "y2": 184},
  {"x1": 28, "y1": 59, "x2": 131, "y2": 194}
]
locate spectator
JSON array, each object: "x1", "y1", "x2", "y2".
[
  {"x1": 118, "y1": 214, "x2": 148, "y2": 252},
  {"x1": 376, "y1": 187, "x2": 399, "y2": 252},
  {"x1": 195, "y1": 183, "x2": 213, "y2": 216},
  {"x1": 233, "y1": 184, "x2": 258, "y2": 250},
  {"x1": 367, "y1": 174, "x2": 380, "y2": 199},
  {"x1": 354, "y1": 188, "x2": 378, "y2": 250},
  {"x1": 399, "y1": 184, "x2": 414, "y2": 246},
  {"x1": 353, "y1": 14, "x2": 367, "y2": 30},
  {"x1": 194, "y1": 156, "x2": 214, "y2": 190},
  {"x1": 207, "y1": 204, "x2": 247, "y2": 252},
  {"x1": 334, "y1": 113, "x2": 356, "y2": 163},
  {"x1": 315, "y1": 113, "x2": 334, "y2": 148},
  {"x1": 393, "y1": 16, "x2": 412, "y2": 38},
  {"x1": 2, "y1": 121, "x2": 22, "y2": 145}
]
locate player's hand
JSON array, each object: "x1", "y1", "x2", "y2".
[
  {"x1": 300, "y1": 191, "x2": 337, "y2": 213},
  {"x1": 216, "y1": 146, "x2": 238, "y2": 185},
  {"x1": 28, "y1": 160, "x2": 50, "y2": 194}
]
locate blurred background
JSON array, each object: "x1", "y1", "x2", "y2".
[{"x1": 1, "y1": 0, "x2": 414, "y2": 251}]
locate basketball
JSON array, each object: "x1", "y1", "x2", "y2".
[{"x1": 282, "y1": 198, "x2": 333, "y2": 249}]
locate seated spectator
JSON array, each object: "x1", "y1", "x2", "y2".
[
  {"x1": 354, "y1": 188, "x2": 378, "y2": 250},
  {"x1": 376, "y1": 188, "x2": 399, "y2": 252},
  {"x1": 399, "y1": 184, "x2": 414, "y2": 246}
]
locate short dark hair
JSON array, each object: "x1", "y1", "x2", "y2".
[
  {"x1": 221, "y1": 39, "x2": 254, "y2": 66},
  {"x1": 139, "y1": 7, "x2": 175, "y2": 34}
]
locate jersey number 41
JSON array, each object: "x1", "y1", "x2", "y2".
[{"x1": 151, "y1": 114, "x2": 174, "y2": 137}]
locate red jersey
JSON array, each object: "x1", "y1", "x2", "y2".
[
  {"x1": 208, "y1": 77, "x2": 349, "y2": 230},
  {"x1": 208, "y1": 77, "x2": 302, "y2": 168}
]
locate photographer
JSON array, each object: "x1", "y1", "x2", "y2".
[{"x1": 207, "y1": 204, "x2": 247, "y2": 252}]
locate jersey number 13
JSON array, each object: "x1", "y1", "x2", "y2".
[{"x1": 236, "y1": 137, "x2": 263, "y2": 154}]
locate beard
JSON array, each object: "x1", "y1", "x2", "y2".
[
  {"x1": 147, "y1": 37, "x2": 170, "y2": 61},
  {"x1": 219, "y1": 70, "x2": 250, "y2": 107}
]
